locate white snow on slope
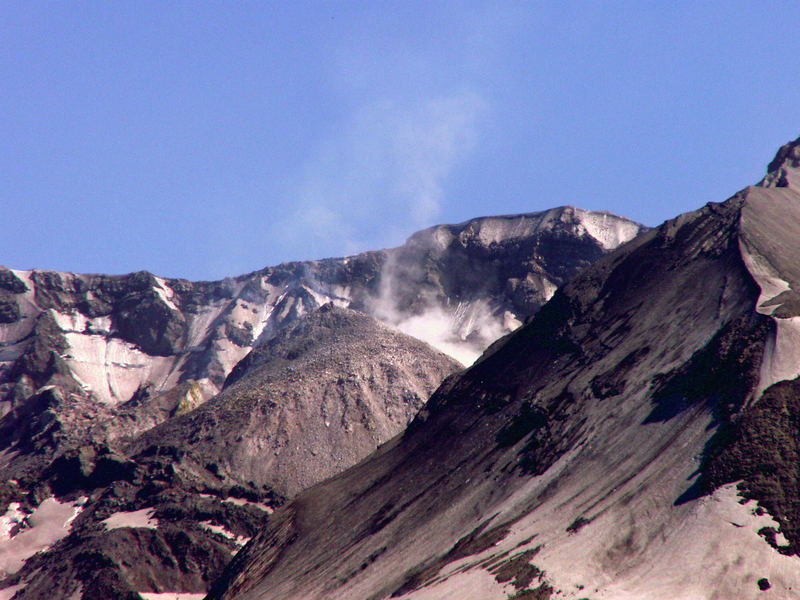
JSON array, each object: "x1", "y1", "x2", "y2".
[
  {"x1": 198, "y1": 521, "x2": 250, "y2": 547},
  {"x1": 460, "y1": 208, "x2": 641, "y2": 250},
  {"x1": 0, "y1": 583, "x2": 26, "y2": 600},
  {"x1": 396, "y1": 569, "x2": 509, "y2": 600},
  {"x1": 0, "y1": 497, "x2": 86, "y2": 577},
  {"x1": 739, "y1": 187, "x2": 800, "y2": 398},
  {"x1": 0, "y1": 504, "x2": 26, "y2": 541},
  {"x1": 221, "y1": 497, "x2": 274, "y2": 514},
  {"x1": 755, "y1": 317, "x2": 800, "y2": 401},
  {"x1": 153, "y1": 277, "x2": 179, "y2": 312},
  {"x1": 137, "y1": 593, "x2": 206, "y2": 600},
  {"x1": 397, "y1": 412, "x2": 800, "y2": 600},
  {"x1": 61, "y1": 331, "x2": 177, "y2": 405},
  {"x1": 578, "y1": 210, "x2": 643, "y2": 250},
  {"x1": 735, "y1": 235, "x2": 800, "y2": 397},
  {"x1": 102, "y1": 508, "x2": 158, "y2": 530}
]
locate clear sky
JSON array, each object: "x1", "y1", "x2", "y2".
[{"x1": 3, "y1": 2, "x2": 800, "y2": 280}]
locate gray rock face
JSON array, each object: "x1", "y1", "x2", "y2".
[
  {"x1": 761, "y1": 134, "x2": 800, "y2": 189},
  {"x1": 0, "y1": 206, "x2": 642, "y2": 413},
  {"x1": 207, "y1": 138, "x2": 800, "y2": 600}
]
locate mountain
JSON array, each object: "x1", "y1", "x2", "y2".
[
  {"x1": 131, "y1": 305, "x2": 462, "y2": 497},
  {"x1": 207, "y1": 136, "x2": 800, "y2": 600},
  {"x1": 0, "y1": 207, "x2": 642, "y2": 487},
  {"x1": 0, "y1": 207, "x2": 642, "y2": 598},
  {"x1": 0, "y1": 306, "x2": 458, "y2": 599},
  {"x1": 0, "y1": 207, "x2": 642, "y2": 461}
]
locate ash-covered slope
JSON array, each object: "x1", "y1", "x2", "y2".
[
  {"x1": 209, "y1": 137, "x2": 800, "y2": 600},
  {"x1": 133, "y1": 305, "x2": 461, "y2": 497},
  {"x1": 0, "y1": 206, "x2": 641, "y2": 599}
]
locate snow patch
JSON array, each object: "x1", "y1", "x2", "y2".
[
  {"x1": 398, "y1": 568, "x2": 509, "y2": 600},
  {"x1": 301, "y1": 284, "x2": 332, "y2": 309},
  {"x1": 486, "y1": 426, "x2": 800, "y2": 600},
  {"x1": 739, "y1": 239, "x2": 792, "y2": 316},
  {"x1": 553, "y1": 484, "x2": 800, "y2": 600},
  {"x1": 153, "y1": 277, "x2": 179, "y2": 312},
  {"x1": 0, "y1": 504, "x2": 26, "y2": 540},
  {"x1": 212, "y1": 337, "x2": 253, "y2": 380},
  {"x1": 0, "y1": 497, "x2": 86, "y2": 577},
  {"x1": 0, "y1": 583, "x2": 26, "y2": 600},
  {"x1": 198, "y1": 521, "x2": 250, "y2": 547},
  {"x1": 578, "y1": 210, "x2": 642, "y2": 250},
  {"x1": 102, "y1": 508, "x2": 158, "y2": 530},
  {"x1": 473, "y1": 215, "x2": 541, "y2": 247},
  {"x1": 86, "y1": 315, "x2": 112, "y2": 335},
  {"x1": 60, "y1": 331, "x2": 181, "y2": 405},
  {"x1": 184, "y1": 302, "x2": 228, "y2": 350},
  {"x1": 739, "y1": 234, "x2": 800, "y2": 395},
  {"x1": 756, "y1": 317, "x2": 800, "y2": 400},
  {"x1": 222, "y1": 497, "x2": 274, "y2": 514},
  {"x1": 137, "y1": 593, "x2": 206, "y2": 600},
  {"x1": 49, "y1": 310, "x2": 88, "y2": 333}
]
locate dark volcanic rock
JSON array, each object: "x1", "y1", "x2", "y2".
[
  {"x1": 0, "y1": 299, "x2": 20, "y2": 324},
  {"x1": 0, "y1": 306, "x2": 458, "y2": 599},
  {"x1": 0, "y1": 207, "x2": 641, "y2": 433},
  {"x1": 115, "y1": 289, "x2": 188, "y2": 356},
  {"x1": 0, "y1": 269, "x2": 28, "y2": 294}
]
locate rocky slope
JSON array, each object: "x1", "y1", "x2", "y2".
[
  {"x1": 0, "y1": 206, "x2": 642, "y2": 412},
  {"x1": 0, "y1": 207, "x2": 643, "y2": 484},
  {"x1": 0, "y1": 207, "x2": 642, "y2": 511},
  {"x1": 0, "y1": 307, "x2": 458, "y2": 599},
  {"x1": 131, "y1": 305, "x2": 462, "y2": 498},
  {"x1": 207, "y1": 137, "x2": 800, "y2": 600}
]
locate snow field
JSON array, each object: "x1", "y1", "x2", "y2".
[
  {"x1": 102, "y1": 508, "x2": 158, "y2": 530},
  {"x1": 0, "y1": 497, "x2": 86, "y2": 577}
]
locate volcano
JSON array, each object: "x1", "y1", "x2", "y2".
[{"x1": 208, "y1": 138, "x2": 800, "y2": 600}]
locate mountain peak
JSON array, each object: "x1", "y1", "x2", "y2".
[{"x1": 760, "y1": 135, "x2": 800, "y2": 188}]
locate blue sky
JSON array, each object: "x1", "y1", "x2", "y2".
[{"x1": 2, "y1": 2, "x2": 800, "y2": 280}]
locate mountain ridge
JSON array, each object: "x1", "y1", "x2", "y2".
[
  {"x1": 207, "y1": 137, "x2": 800, "y2": 600},
  {"x1": 0, "y1": 206, "x2": 644, "y2": 598}
]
